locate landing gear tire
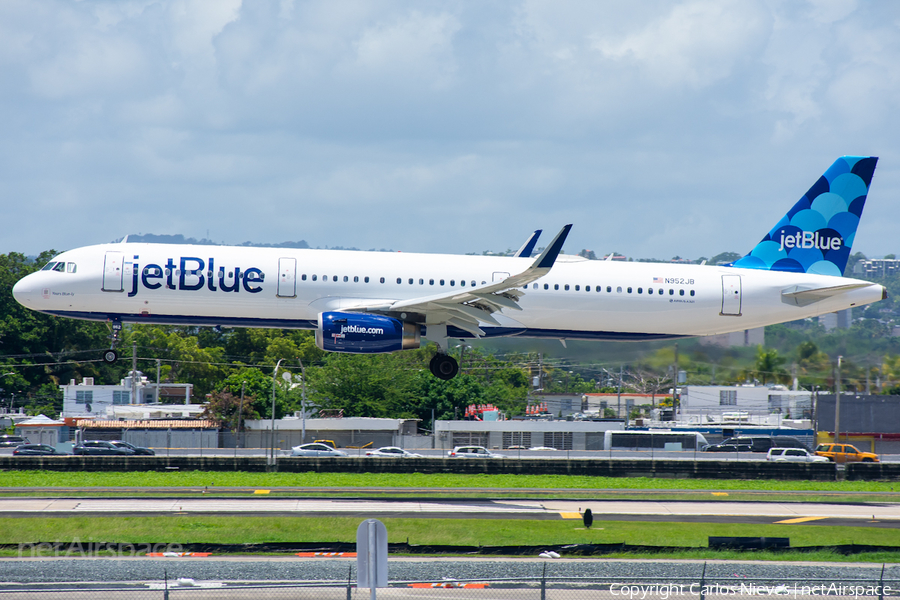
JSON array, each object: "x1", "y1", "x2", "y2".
[
  {"x1": 430, "y1": 354, "x2": 459, "y2": 381},
  {"x1": 102, "y1": 349, "x2": 119, "y2": 364}
]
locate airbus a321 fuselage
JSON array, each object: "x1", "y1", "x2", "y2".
[{"x1": 12, "y1": 156, "x2": 886, "y2": 379}]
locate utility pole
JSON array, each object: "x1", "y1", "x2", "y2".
[
  {"x1": 235, "y1": 380, "x2": 245, "y2": 458},
  {"x1": 299, "y1": 358, "x2": 307, "y2": 444},
  {"x1": 131, "y1": 341, "x2": 137, "y2": 405},
  {"x1": 834, "y1": 356, "x2": 842, "y2": 444},
  {"x1": 616, "y1": 364, "x2": 623, "y2": 420},
  {"x1": 269, "y1": 359, "x2": 284, "y2": 466},
  {"x1": 155, "y1": 359, "x2": 161, "y2": 404},
  {"x1": 538, "y1": 353, "x2": 543, "y2": 389}
]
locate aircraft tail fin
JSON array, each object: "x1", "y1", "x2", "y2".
[{"x1": 731, "y1": 156, "x2": 878, "y2": 276}]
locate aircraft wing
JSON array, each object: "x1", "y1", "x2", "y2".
[
  {"x1": 347, "y1": 225, "x2": 572, "y2": 337},
  {"x1": 513, "y1": 230, "x2": 542, "y2": 258}
]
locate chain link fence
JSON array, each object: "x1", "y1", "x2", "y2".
[{"x1": 2, "y1": 573, "x2": 899, "y2": 599}]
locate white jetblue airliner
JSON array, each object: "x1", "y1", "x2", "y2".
[{"x1": 12, "y1": 156, "x2": 886, "y2": 380}]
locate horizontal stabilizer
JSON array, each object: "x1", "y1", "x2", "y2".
[{"x1": 781, "y1": 283, "x2": 872, "y2": 307}]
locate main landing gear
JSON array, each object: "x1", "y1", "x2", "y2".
[
  {"x1": 103, "y1": 319, "x2": 122, "y2": 364},
  {"x1": 429, "y1": 353, "x2": 459, "y2": 381}
]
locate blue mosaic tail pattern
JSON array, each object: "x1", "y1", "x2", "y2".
[{"x1": 731, "y1": 156, "x2": 878, "y2": 276}]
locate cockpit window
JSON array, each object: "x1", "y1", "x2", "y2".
[
  {"x1": 51, "y1": 262, "x2": 66, "y2": 272},
  {"x1": 67, "y1": 263, "x2": 77, "y2": 273},
  {"x1": 41, "y1": 262, "x2": 57, "y2": 271}
]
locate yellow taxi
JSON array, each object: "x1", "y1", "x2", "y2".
[{"x1": 814, "y1": 443, "x2": 879, "y2": 463}]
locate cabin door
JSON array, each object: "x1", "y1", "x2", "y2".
[
  {"x1": 720, "y1": 275, "x2": 742, "y2": 316},
  {"x1": 101, "y1": 251, "x2": 124, "y2": 292},
  {"x1": 277, "y1": 257, "x2": 297, "y2": 298}
]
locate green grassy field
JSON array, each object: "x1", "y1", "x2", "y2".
[
  {"x1": 0, "y1": 516, "x2": 898, "y2": 561},
  {"x1": 3, "y1": 470, "x2": 899, "y2": 561},
  {"x1": 2, "y1": 470, "x2": 900, "y2": 494}
]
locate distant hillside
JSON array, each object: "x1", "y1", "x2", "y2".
[{"x1": 116, "y1": 234, "x2": 310, "y2": 249}]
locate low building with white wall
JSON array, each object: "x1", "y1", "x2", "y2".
[
  {"x1": 242, "y1": 417, "x2": 420, "y2": 450},
  {"x1": 60, "y1": 373, "x2": 193, "y2": 418},
  {"x1": 434, "y1": 419, "x2": 626, "y2": 452},
  {"x1": 679, "y1": 385, "x2": 812, "y2": 422}
]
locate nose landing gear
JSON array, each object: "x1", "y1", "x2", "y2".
[{"x1": 102, "y1": 319, "x2": 122, "y2": 364}]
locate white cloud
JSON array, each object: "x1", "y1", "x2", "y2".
[
  {"x1": 591, "y1": 0, "x2": 771, "y2": 88},
  {"x1": 0, "y1": 1, "x2": 899, "y2": 260}
]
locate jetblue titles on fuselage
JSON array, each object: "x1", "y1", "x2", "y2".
[{"x1": 127, "y1": 255, "x2": 265, "y2": 297}]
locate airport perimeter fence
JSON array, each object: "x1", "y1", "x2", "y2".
[{"x1": 3, "y1": 574, "x2": 900, "y2": 599}]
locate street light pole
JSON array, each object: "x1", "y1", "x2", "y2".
[
  {"x1": 834, "y1": 356, "x2": 842, "y2": 444},
  {"x1": 269, "y1": 359, "x2": 284, "y2": 466},
  {"x1": 298, "y1": 358, "x2": 307, "y2": 444}
]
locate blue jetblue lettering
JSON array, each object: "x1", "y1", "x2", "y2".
[
  {"x1": 126, "y1": 255, "x2": 266, "y2": 297},
  {"x1": 127, "y1": 255, "x2": 140, "y2": 297},
  {"x1": 777, "y1": 230, "x2": 842, "y2": 252}
]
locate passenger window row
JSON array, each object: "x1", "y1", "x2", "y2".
[
  {"x1": 296, "y1": 274, "x2": 695, "y2": 297},
  {"x1": 300, "y1": 275, "x2": 486, "y2": 287},
  {"x1": 530, "y1": 282, "x2": 695, "y2": 297}
]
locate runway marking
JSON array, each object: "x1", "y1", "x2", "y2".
[
  {"x1": 62, "y1": 499, "x2": 544, "y2": 514},
  {"x1": 559, "y1": 512, "x2": 583, "y2": 519},
  {"x1": 774, "y1": 516, "x2": 830, "y2": 524}
]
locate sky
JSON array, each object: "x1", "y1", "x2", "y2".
[{"x1": 2, "y1": 0, "x2": 899, "y2": 260}]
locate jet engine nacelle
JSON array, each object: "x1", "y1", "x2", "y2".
[{"x1": 315, "y1": 311, "x2": 421, "y2": 353}]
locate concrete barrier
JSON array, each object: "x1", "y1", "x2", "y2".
[
  {"x1": 0, "y1": 456, "x2": 838, "y2": 480},
  {"x1": 845, "y1": 462, "x2": 900, "y2": 481}
]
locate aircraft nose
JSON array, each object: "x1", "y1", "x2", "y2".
[{"x1": 12, "y1": 275, "x2": 37, "y2": 307}]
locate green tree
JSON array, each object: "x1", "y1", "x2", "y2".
[
  {"x1": 0, "y1": 251, "x2": 112, "y2": 405},
  {"x1": 306, "y1": 352, "x2": 420, "y2": 418},
  {"x1": 200, "y1": 390, "x2": 257, "y2": 431},
  {"x1": 749, "y1": 346, "x2": 789, "y2": 385},
  {"x1": 130, "y1": 326, "x2": 226, "y2": 397}
]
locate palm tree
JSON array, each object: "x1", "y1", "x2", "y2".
[{"x1": 753, "y1": 346, "x2": 789, "y2": 385}]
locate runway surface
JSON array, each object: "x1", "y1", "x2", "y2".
[{"x1": 1, "y1": 497, "x2": 898, "y2": 527}]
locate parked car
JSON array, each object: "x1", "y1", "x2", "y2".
[
  {"x1": 13, "y1": 444, "x2": 69, "y2": 456},
  {"x1": 365, "y1": 446, "x2": 424, "y2": 458},
  {"x1": 73, "y1": 440, "x2": 136, "y2": 455},
  {"x1": 447, "y1": 446, "x2": 505, "y2": 458},
  {"x1": 703, "y1": 436, "x2": 808, "y2": 453},
  {"x1": 109, "y1": 441, "x2": 155, "y2": 455},
  {"x1": 815, "y1": 443, "x2": 879, "y2": 463},
  {"x1": 0, "y1": 435, "x2": 30, "y2": 448},
  {"x1": 290, "y1": 443, "x2": 348, "y2": 457},
  {"x1": 766, "y1": 447, "x2": 829, "y2": 463}
]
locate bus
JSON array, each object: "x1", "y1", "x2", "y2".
[{"x1": 603, "y1": 430, "x2": 709, "y2": 451}]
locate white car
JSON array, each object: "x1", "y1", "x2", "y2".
[
  {"x1": 290, "y1": 443, "x2": 348, "y2": 457},
  {"x1": 365, "y1": 447, "x2": 424, "y2": 458},
  {"x1": 766, "y1": 447, "x2": 829, "y2": 463},
  {"x1": 448, "y1": 446, "x2": 505, "y2": 458}
]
